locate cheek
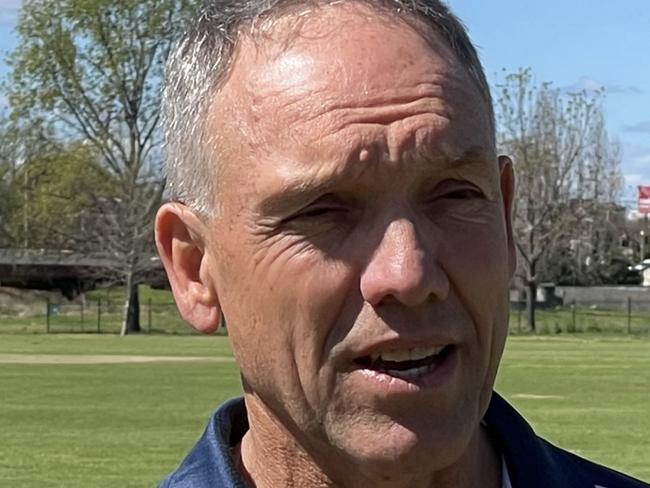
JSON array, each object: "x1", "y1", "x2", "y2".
[
  {"x1": 438, "y1": 205, "x2": 511, "y2": 301},
  {"x1": 436, "y1": 211, "x2": 511, "y2": 366},
  {"x1": 222, "y1": 236, "x2": 359, "y2": 404}
]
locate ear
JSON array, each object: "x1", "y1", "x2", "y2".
[
  {"x1": 155, "y1": 202, "x2": 221, "y2": 334},
  {"x1": 498, "y1": 155, "x2": 517, "y2": 279}
]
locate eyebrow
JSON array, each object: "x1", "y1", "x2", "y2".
[{"x1": 257, "y1": 146, "x2": 492, "y2": 215}]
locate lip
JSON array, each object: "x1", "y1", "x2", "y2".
[
  {"x1": 344, "y1": 343, "x2": 460, "y2": 396},
  {"x1": 347, "y1": 335, "x2": 460, "y2": 363}
]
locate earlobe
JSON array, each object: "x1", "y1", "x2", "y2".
[
  {"x1": 498, "y1": 155, "x2": 517, "y2": 278},
  {"x1": 155, "y1": 203, "x2": 222, "y2": 334}
]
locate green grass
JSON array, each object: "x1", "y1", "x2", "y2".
[
  {"x1": 0, "y1": 334, "x2": 649, "y2": 486},
  {"x1": 0, "y1": 335, "x2": 239, "y2": 488},
  {"x1": 496, "y1": 335, "x2": 650, "y2": 481},
  {"x1": 0, "y1": 334, "x2": 234, "y2": 357}
]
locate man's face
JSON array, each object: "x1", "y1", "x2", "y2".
[{"x1": 204, "y1": 4, "x2": 513, "y2": 477}]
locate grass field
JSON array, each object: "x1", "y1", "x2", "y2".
[{"x1": 0, "y1": 334, "x2": 649, "y2": 487}]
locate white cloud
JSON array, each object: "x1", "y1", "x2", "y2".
[
  {"x1": 0, "y1": 0, "x2": 20, "y2": 26},
  {"x1": 607, "y1": 84, "x2": 644, "y2": 96},
  {"x1": 564, "y1": 76, "x2": 644, "y2": 96},
  {"x1": 567, "y1": 76, "x2": 605, "y2": 93},
  {"x1": 623, "y1": 121, "x2": 650, "y2": 134}
]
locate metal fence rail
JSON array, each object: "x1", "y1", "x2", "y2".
[
  {"x1": 2, "y1": 295, "x2": 650, "y2": 335},
  {"x1": 1, "y1": 297, "x2": 197, "y2": 334},
  {"x1": 510, "y1": 298, "x2": 650, "y2": 335}
]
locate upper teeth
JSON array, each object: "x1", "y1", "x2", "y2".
[{"x1": 371, "y1": 346, "x2": 445, "y2": 363}]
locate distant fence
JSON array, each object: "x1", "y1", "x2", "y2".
[
  {"x1": 0, "y1": 297, "x2": 197, "y2": 335},
  {"x1": 510, "y1": 298, "x2": 650, "y2": 335},
  {"x1": 2, "y1": 292, "x2": 650, "y2": 335},
  {"x1": 556, "y1": 286, "x2": 650, "y2": 312}
]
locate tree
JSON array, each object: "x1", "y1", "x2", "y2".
[
  {"x1": 0, "y1": 115, "x2": 54, "y2": 248},
  {"x1": 0, "y1": 157, "x2": 16, "y2": 247},
  {"x1": 4, "y1": 143, "x2": 115, "y2": 250},
  {"x1": 6, "y1": 0, "x2": 195, "y2": 334},
  {"x1": 539, "y1": 202, "x2": 631, "y2": 286},
  {"x1": 496, "y1": 69, "x2": 622, "y2": 331}
]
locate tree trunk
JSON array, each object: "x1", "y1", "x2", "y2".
[
  {"x1": 526, "y1": 279, "x2": 537, "y2": 333},
  {"x1": 120, "y1": 274, "x2": 140, "y2": 336}
]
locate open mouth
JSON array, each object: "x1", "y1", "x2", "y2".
[{"x1": 353, "y1": 345, "x2": 454, "y2": 383}]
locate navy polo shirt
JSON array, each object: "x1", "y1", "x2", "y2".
[{"x1": 158, "y1": 393, "x2": 649, "y2": 488}]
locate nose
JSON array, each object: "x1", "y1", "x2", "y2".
[{"x1": 360, "y1": 218, "x2": 449, "y2": 307}]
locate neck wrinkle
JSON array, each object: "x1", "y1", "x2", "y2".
[{"x1": 240, "y1": 394, "x2": 334, "y2": 488}]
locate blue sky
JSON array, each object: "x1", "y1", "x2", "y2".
[
  {"x1": 0, "y1": 0, "x2": 647, "y2": 207},
  {"x1": 450, "y1": 0, "x2": 650, "y2": 207}
]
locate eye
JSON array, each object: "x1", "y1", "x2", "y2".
[
  {"x1": 440, "y1": 187, "x2": 484, "y2": 200},
  {"x1": 283, "y1": 195, "x2": 353, "y2": 224},
  {"x1": 423, "y1": 179, "x2": 485, "y2": 203},
  {"x1": 294, "y1": 205, "x2": 347, "y2": 219}
]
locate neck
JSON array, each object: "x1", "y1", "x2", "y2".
[{"x1": 238, "y1": 395, "x2": 502, "y2": 488}]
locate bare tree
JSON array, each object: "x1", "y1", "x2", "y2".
[
  {"x1": 496, "y1": 69, "x2": 622, "y2": 331},
  {"x1": 6, "y1": 0, "x2": 195, "y2": 334}
]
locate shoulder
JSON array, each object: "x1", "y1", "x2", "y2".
[
  {"x1": 157, "y1": 397, "x2": 249, "y2": 488},
  {"x1": 486, "y1": 392, "x2": 649, "y2": 488},
  {"x1": 540, "y1": 438, "x2": 650, "y2": 488}
]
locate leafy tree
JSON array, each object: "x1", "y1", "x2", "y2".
[
  {"x1": 0, "y1": 115, "x2": 54, "y2": 248},
  {"x1": 6, "y1": 0, "x2": 195, "y2": 334},
  {"x1": 496, "y1": 69, "x2": 622, "y2": 331},
  {"x1": 5, "y1": 143, "x2": 115, "y2": 250},
  {"x1": 0, "y1": 160, "x2": 16, "y2": 247}
]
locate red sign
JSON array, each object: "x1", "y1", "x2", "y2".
[{"x1": 640, "y1": 186, "x2": 650, "y2": 214}]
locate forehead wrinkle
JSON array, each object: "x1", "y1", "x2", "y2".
[
  {"x1": 256, "y1": 70, "x2": 462, "y2": 132},
  {"x1": 299, "y1": 96, "x2": 451, "y2": 140},
  {"x1": 261, "y1": 70, "x2": 484, "y2": 155},
  {"x1": 224, "y1": 6, "x2": 492, "y2": 154},
  {"x1": 215, "y1": 3, "x2": 496, "y2": 215},
  {"x1": 260, "y1": 143, "x2": 494, "y2": 214}
]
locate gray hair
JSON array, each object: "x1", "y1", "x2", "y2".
[{"x1": 162, "y1": 0, "x2": 492, "y2": 215}]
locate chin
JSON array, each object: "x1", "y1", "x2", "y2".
[{"x1": 330, "y1": 416, "x2": 471, "y2": 477}]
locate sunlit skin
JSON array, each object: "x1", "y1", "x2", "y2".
[{"x1": 156, "y1": 3, "x2": 516, "y2": 488}]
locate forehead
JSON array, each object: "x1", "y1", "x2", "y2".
[
  {"x1": 227, "y1": 7, "x2": 481, "y2": 109},
  {"x1": 210, "y1": 3, "x2": 494, "y2": 195},
  {"x1": 251, "y1": 7, "x2": 457, "y2": 93}
]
